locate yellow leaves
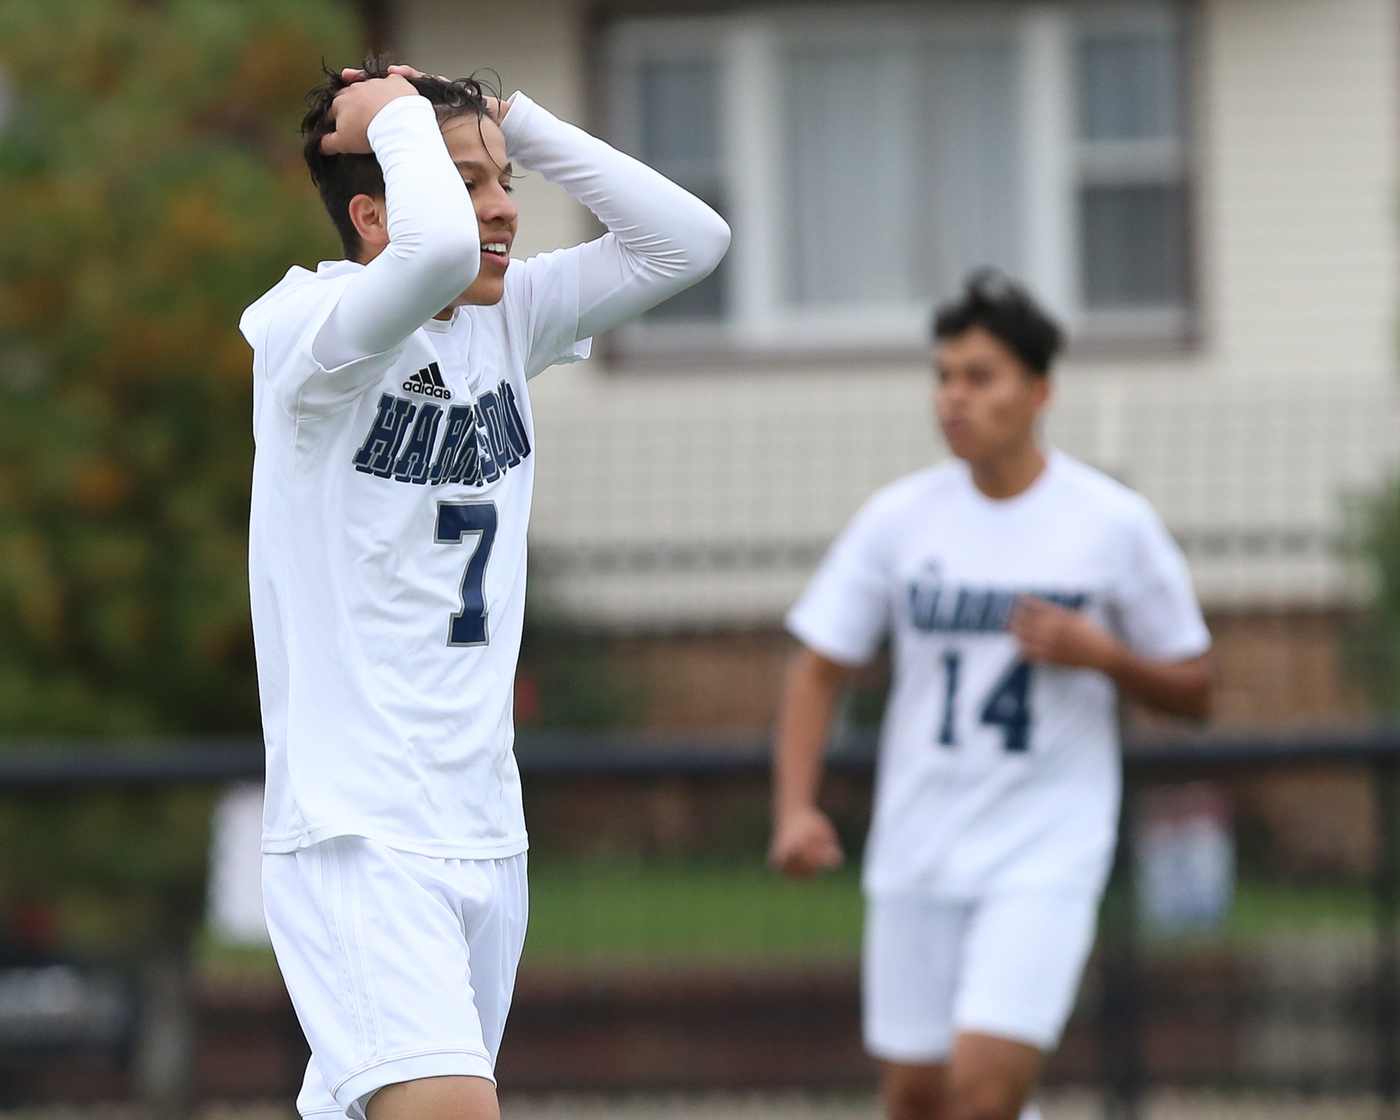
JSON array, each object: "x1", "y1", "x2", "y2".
[
  {"x1": 0, "y1": 530, "x2": 63, "y2": 647},
  {"x1": 214, "y1": 332, "x2": 254, "y2": 385},
  {"x1": 210, "y1": 20, "x2": 335, "y2": 140},
  {"x1": 88, "y1": 591, "x2": 153, "y2": 661},
  {"x1": 69, "y1": 456, "x2": 131, "y2": 515},
  {"x1": 99, "y1": 311, "x2": 203, "y2": 389},
  {"x1": 172, "y1": 188, "x2": 237, "y2": 251},
  {"x1": 97, "y1": 314, "x2": 169, "y2": 388},
  {"x1": 0, "y1": 0, "x2": 349, "y2": 736},
  {"x1": 0, "y1": 465, "x2": 23, "y2": 509},
  {"x1": 187, "y1": 611, "x2": 249, "y2": 668},
  {"x1": 16, "y1": 578, "x2": 61, "y2": 646},
  {"x1": 69, "y1": 531, "x2": 149, "y2": 591},
  {"x1": 4, "y1": 275, "x2": 66, "y2": 332},
  {"x1": 0, "y1": 0, "x2": 130, "y2": 91}
]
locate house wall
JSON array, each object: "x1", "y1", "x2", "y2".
[
  {"x1": 1203, "y1": 0, "x2": 1400, "y2": 382},
  {"x1": 397, "y1": 0, "x2": 1400, "y2": 633},
  {"x1": 517, "y1": 611, "x2": 1365, "y2": 733}
]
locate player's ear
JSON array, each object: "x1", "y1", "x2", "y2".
[
  {"x1": 348, "y1": 194, "x2": 390, "y2": 261},
  {"x1": 1031, "y1": 371, "x2": 1053, "y2": 412}
]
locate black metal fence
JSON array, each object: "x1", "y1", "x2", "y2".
[
  {"x1": 2, "y1": 725, "x2": 1400, "y2": 1117},
  {"x1": 1106, "y1": 726, "x2": 1400, "y2": 1120}
]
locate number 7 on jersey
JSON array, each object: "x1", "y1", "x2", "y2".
[{"x1": 436, "y1": 501, "x2": 498, "y2": 647}]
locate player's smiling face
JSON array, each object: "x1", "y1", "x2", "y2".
[
  {"x1": 934, "y1": 326, "x2": 1050, "y2": 467},
  {"x1": 440, "y1": 112, "x2": 518, "y2": 308}
]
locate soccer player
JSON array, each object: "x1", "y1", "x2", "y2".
[
  {"x1": 238, "y1": 62, "x2": 728, "y2": 1120},
  {"x1": 768, "y1": 274, "x2": 1211, "y2": 1120}
]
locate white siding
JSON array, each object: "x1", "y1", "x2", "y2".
[
  {"x1": 398, "y1": 0, "x2": 1400, "y2": 628},
  {"x1": 1202, "y1": 0, "x2": 1400, "y2": 379},
  {"x1": 398, "y1": 0, "x2": 590, "y2": 265}
]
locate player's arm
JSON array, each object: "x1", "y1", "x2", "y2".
[
  {"x1": 768, "y1": 647, "x2": 855, "y2": 880},
  {"x1": 497, "y1": 91, "x2": 731, "y2": 337},
  {"x1": 1009, "y1": 597, "x2": 1212, "y2": 719},
  {"x1": 309, "y1": 73, "x2": 481, "y2": 375}
]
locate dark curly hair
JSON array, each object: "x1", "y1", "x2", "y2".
[
  {"x1": 932, "y1": 269, "x2": 1064, "y2": 376},
  {"x1": 302, "y1": 59, "x2": 492, "y2": 258}
]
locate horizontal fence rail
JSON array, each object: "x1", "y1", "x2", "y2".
[
  {"x1": 4, "y1": 722, "x2": 1400, "y2": 784},
  {"x1": 4, "y1": 724, "x2": 1400, "y2": 1120}
]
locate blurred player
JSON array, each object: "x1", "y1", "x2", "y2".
[
  {"x1": 768, "y1": 273, "x2": 1211, "y2": 1120},
  {"x1": 239, "y1": 61, "x2": 728, "y2": 1120}
]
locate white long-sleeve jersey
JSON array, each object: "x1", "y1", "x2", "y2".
[{"x1": 239, "y1": 91, "x2": 729, "y2": 856}]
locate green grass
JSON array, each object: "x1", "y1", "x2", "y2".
[
  {"x1": 1229, "y1": 880, "x2": 1372, "y2": 937},
  {"x1": 521, "y1": 858, "x2": 864, "y2": 970},
  {"x1": 195, "y1": 930, "x2": 282, "y2": 983},
  {"x1": 194, "y1": 864, "x2": 1383, "y2": 979},
  {"x1": 1099, "y1": 879, "x2": 1375, "y2": 955},
  {"x1": 522, "y1": 866, "x2": 1379, "y2": 968}
]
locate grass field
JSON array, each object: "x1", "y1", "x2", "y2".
[
  {"x1": 199, "y1": 860, "x2": 1379, "y2": 978},
  {"x1": 521, "y1": 859, "x2": 865, "y2": 969},
  {"x1": 519, "y1": 860, "x2": 1384, "y2": 968},
  {"x1": 521, "y1": 862, "x2": 1382, "y2": 967},
  {"x1": 1230, "y1": 880, "x2": 1373, "y2": 935}
]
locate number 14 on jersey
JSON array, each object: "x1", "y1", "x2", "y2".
[{"x1": 938, "y1": 652, "x2": 1033, "y2": 753}]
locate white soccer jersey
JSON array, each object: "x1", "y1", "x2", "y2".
[
  {"x1": 239, "y1": 91, "x2": 727, "y2": 858},
  {"x1": 242, "y1": 259, "x2": 573, "y2": 858},
  {"x1": 787, "y1": 450, "x2": 1210, "y2": 899}
]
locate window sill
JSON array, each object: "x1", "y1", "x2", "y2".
[
  {"x1": 595, "y1": 333, "x2": 935, "y2": 373},
  {"x1": 594, "y1": 320, "x2": 1201, "y2": 373}
]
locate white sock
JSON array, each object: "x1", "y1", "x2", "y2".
[{"x1": 1020, "y1": 1102, "x2": 1044, "y2": 1120}]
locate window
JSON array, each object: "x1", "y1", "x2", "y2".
[
  {"x1": 605, "y1": 1, "x2": 1191, "y2": 356},
  {"x1": 1077, "y1": 13, "x2": 1189, "y2": 337},
  {"x1": 632, "y1": 56, "x2": 726, "y2": 321}
]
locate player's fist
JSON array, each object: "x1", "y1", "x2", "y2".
[
  {"x1": 1010, "y1": 595, "x2": 1121, "y2": 672},
  {"x1": 769, "y1": 804, "x2": 845, "y2": 880},
  {"x1": 321, "y1": 74, "x2": 419, "y2": 156}
]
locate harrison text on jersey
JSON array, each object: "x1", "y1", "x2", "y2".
[{"x1": 352, "y1": 379, "x2": 530, "y2": 486}]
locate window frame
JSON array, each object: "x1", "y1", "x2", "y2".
[
  {"x1": 600, "y1": 0, "x2": 1198, "y2": 363},
  {"x1": 1074, "y1": 1, "x2": 1195, "y2": 340}
]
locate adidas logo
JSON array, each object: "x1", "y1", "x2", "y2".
[{"x1": 402, "y1": 362, "x2": 452, "y2": 400}]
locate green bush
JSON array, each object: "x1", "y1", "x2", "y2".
[
  {"x1": 1346, "y1": 479, "x2": 1400, "y2": 712},
  {"x1": 0, "y1": 0, "x2": 358, "y2": 960},
  {"x1": 0, "y1": 0, "x2": 353, "y2": 736}
]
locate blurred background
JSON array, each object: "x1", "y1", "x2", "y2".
[{"x1": 3, "y1": 0, "x2": 1400, "y2": 1117}]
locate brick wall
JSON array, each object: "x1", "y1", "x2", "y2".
[{"x1": 563, "y1": 610, "x2": 1369, "y2": 735}]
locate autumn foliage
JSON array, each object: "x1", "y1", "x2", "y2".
[{"x1": 0, "y1": 0, "x2": 357, "y2": 734}]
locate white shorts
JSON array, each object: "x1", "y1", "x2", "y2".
[
  {"x1": 862, "y1": 889, "x2": 1100, "y2": 1063},
  {"x1": 262, "y1": 837, "x2": 528, "y2": 1120}
]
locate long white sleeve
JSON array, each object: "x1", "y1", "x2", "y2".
[
  {"x1": 311, "y1": 96, "x2": 480, "y2": 374},
  {"x1": 500, "y1": 92, "x2": 730, "y2": 341}
]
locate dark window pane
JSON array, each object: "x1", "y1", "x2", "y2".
[
  {"x1": 1079, "y1": 32, "x2": 1177, "y2": 140},
  {"x1": 784, "y1": 44, "x2": 899, "y2": 305},
  {"x1": 1081, "y1": 184, "x2": 1187, "y2": 307},
  {"x1": 781, "y1": 36, "x2": 1020, "y2": 308},
  {"x1": 638, "y1": 60, "x2": 718, "y2": 165},
  {"x1": 632, "y1": 60, "x2": 725, "y2": 323},
  {"x1": 646, "y1": 261, "x2": 725, "y2": 321},
  {"x1": 644, "y1": 188, "x2": 726, "y2": 322}
]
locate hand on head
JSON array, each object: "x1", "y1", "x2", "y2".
[
  {"x1": 319, "y1": 72, "x2": 418, "y2": 156},
  {"x1": 339, "y1": 64, "x2": 511, "y2": 128},
  {"x1": 342, "y1": 64, "x2": 440, "y2": 84}
]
